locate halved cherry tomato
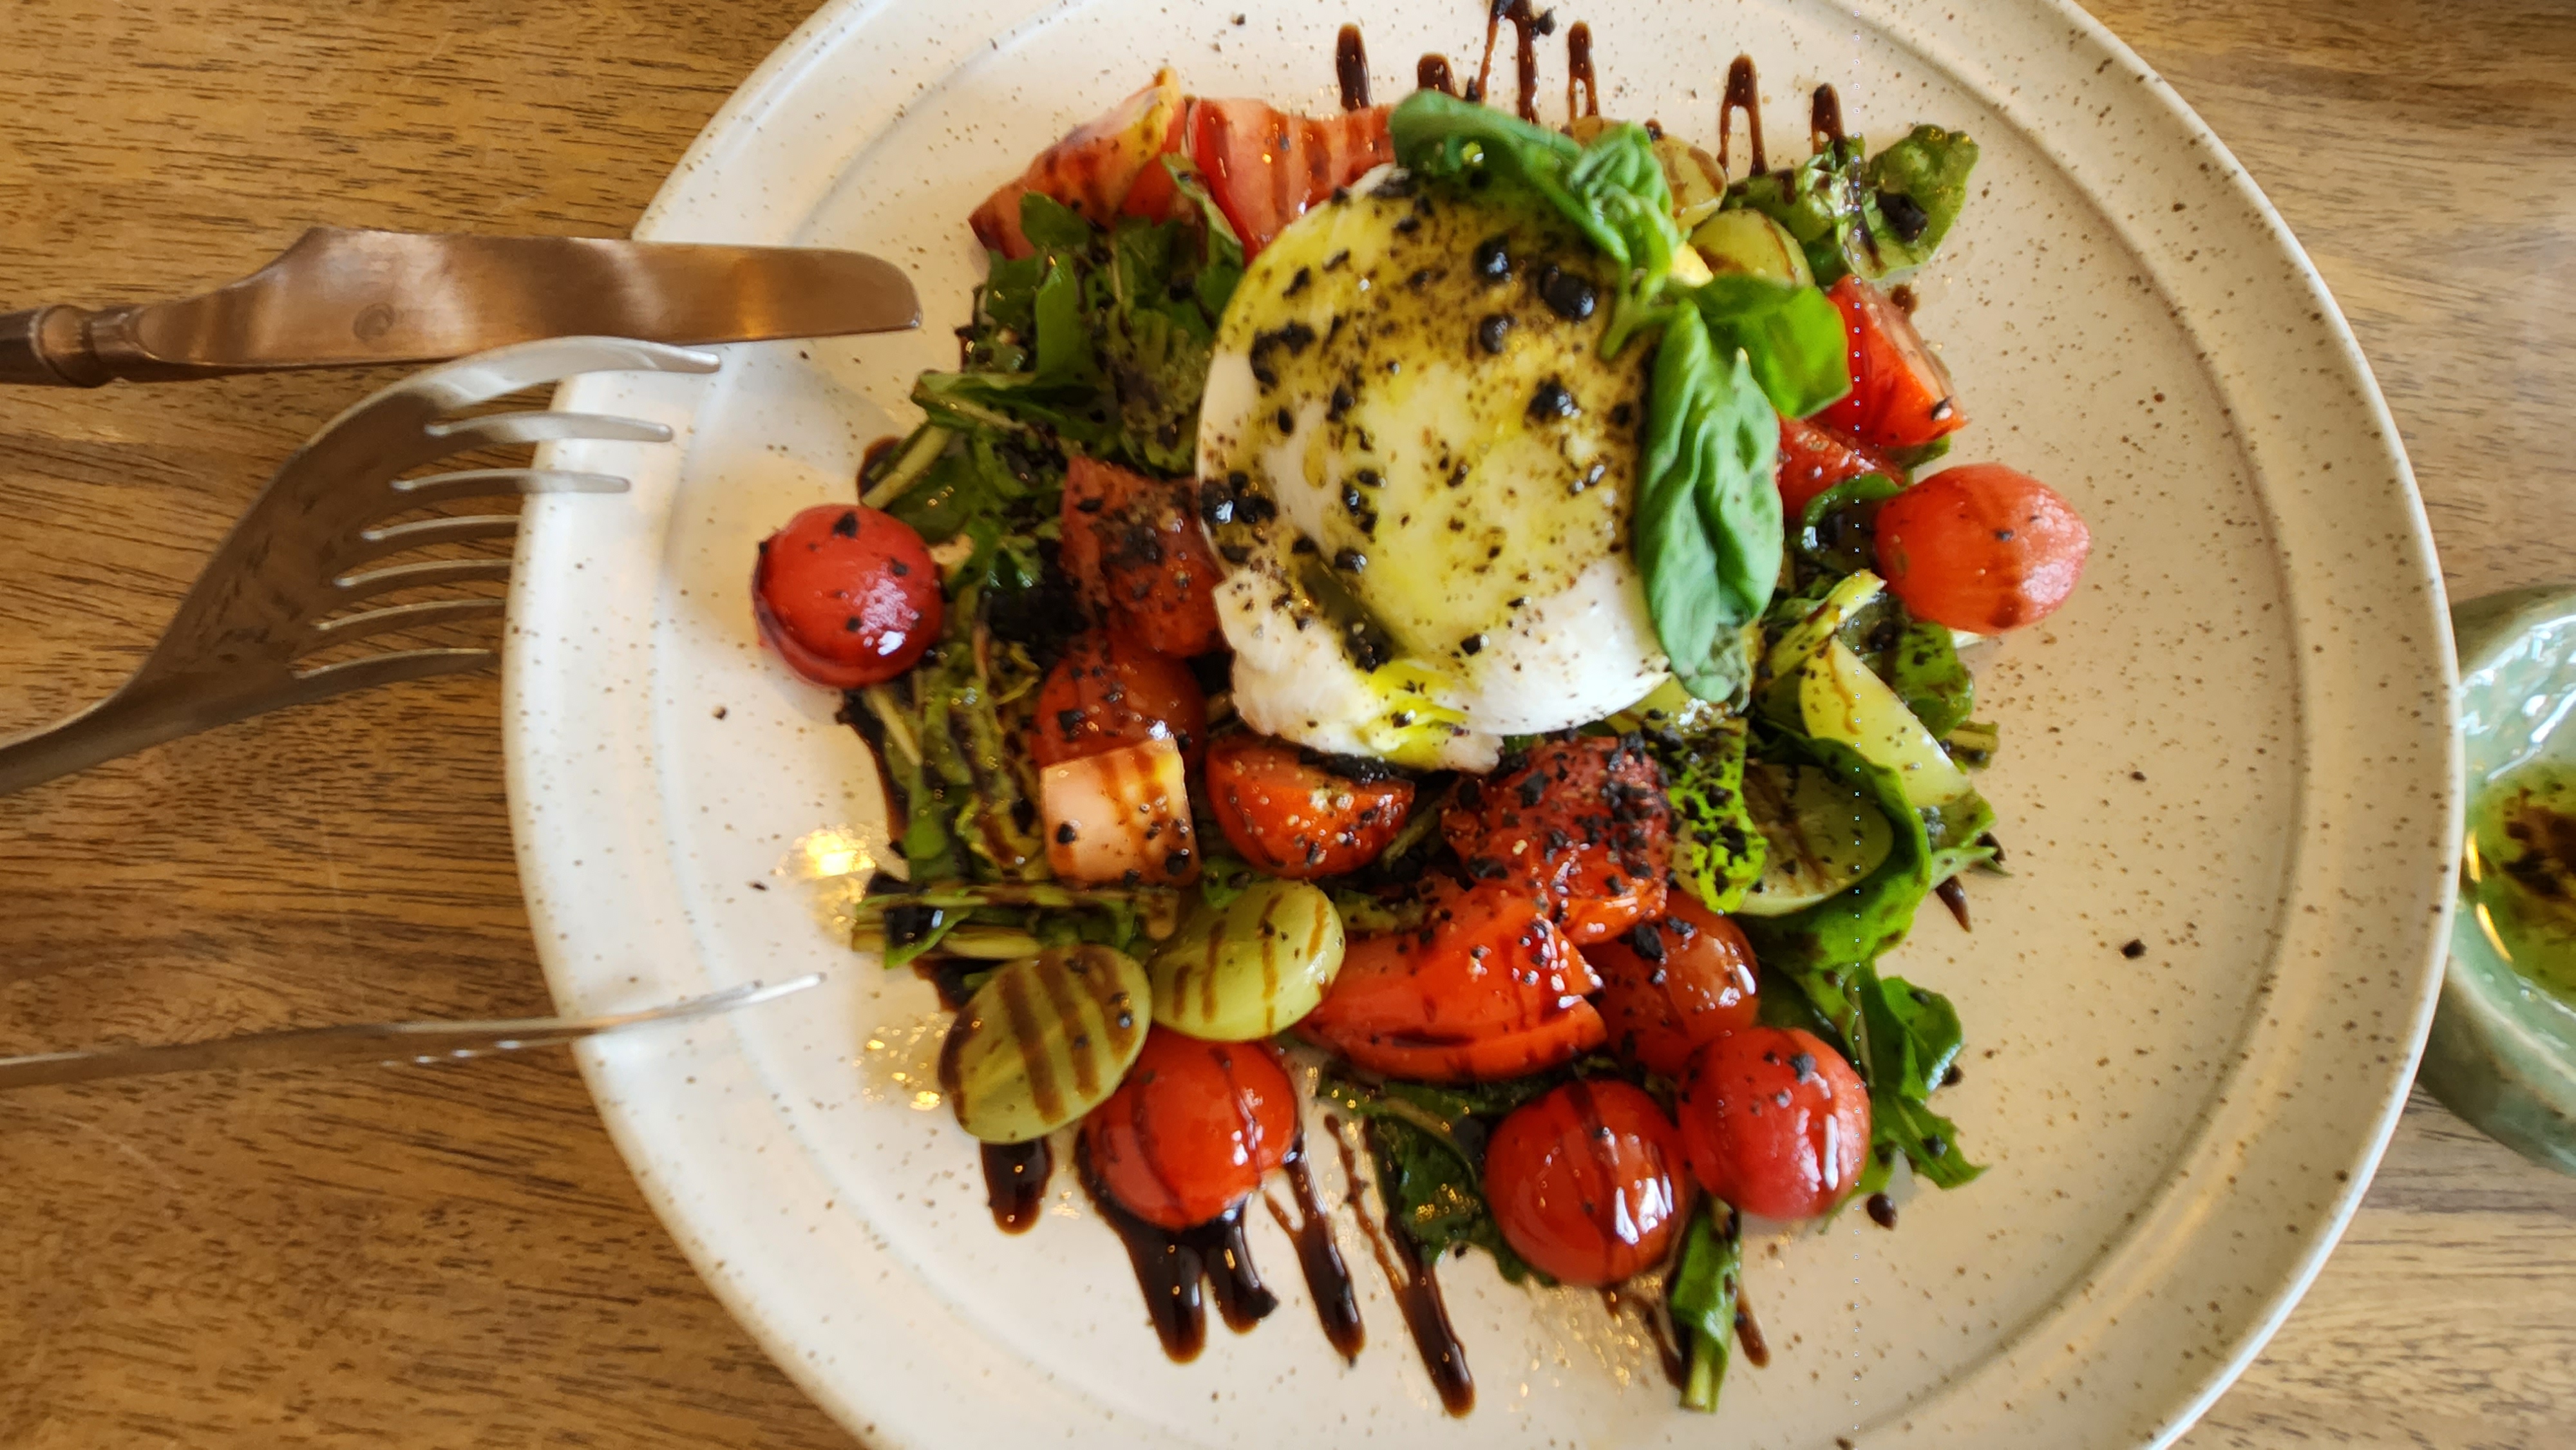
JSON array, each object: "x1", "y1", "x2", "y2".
[
  {"x1": 1873, "y1": 462, "x2": 2092, "y2": 632},
  {"x1": 1205, "y1": 734, "x2": 1412, "y2": 879},
  {"x1": 1584, "y1": 895, "x2": 1761, "y2": 1077},
  {"x1": 1676, "y1": 1027, "x2": 1870, "y2": 1221},
  {"x1": 1060, "y1": 456, "x2": 1226, "y2": 657},
  {"x1": 1776, "y1": 413, "x2": 1900, "y2": 519},
  {"x1": 1817, "y1": 276, "x2": 1967, "y2": 451},
  {"x1": 1484, "y1": 1080, "x2": 1695, "y2": 1286},
  {"x1": 970, "y1": 71, "x2": 1186, "y2": 258},
  {"x1": 1189, "y1": 99, "x2": 1392, "y2": 258},
  {"x1": 1084, "y1": 1029, "x2": 1298, "y2": 1230},
  {"x1": 1443, "y1": 737, "x2": 1671, "y2": 945},
  {"x1": 752, "y1": 504, "x2": 941, "y2": 689},
  {"x1": 1297, "y1": 881, "x2": 1605, "y2": 1083},
  {"x1": 1033, "y1": 630, "x2": 1208, "y2": 772}
]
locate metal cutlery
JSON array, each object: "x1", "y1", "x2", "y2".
[
  {"x1": 0, "y1": 974, "x2": 826, "y2": 1090},
  {"x1": 0, "y1": 227, "x2": 919, "y2": 386}
]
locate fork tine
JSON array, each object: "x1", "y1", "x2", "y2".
[
  {"x1": 390, "y1": 467, "x2": 628, "y2": 505},
  {"x1": 285, "y1": 647, "x2": 498, "y2": 697},
  {"x1": 346, "y1": 514, "x2": 518, "y2": 566},
  {"x1": 299, "y1": 596, "x2": 505, "y2": 652},
  {"x1": 426, "y1": 410, "x2": 672, "y2": 451},
  {"x1": 397, "y1": 337, "x2": 721, "y2": 413},
  {"x1": 333, "y1": 557, "x2": 513, "y2": 602}
]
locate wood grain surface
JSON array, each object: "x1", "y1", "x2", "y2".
[{"x1": 0, "y1": 1, "x2": 2568, "y2": 1446}]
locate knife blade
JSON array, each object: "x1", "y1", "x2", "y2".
[
  {"x1": 0, "y1": 227, "x2": 919, "y2": 386},
  {"x1": 0, "y1": 972, "x2": 826, "y2": 1089}
]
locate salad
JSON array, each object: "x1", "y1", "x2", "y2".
[{"x1": 747, "y1": 15, "x2": 2090, "y2": 1419}]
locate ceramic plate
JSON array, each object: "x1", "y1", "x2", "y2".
[{"x1": 503, "y1": 1, "x2": 2459, "y2": 1445}]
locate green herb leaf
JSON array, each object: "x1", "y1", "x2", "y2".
[
  {"x1": 1689, "y1": 276, "x2": 1851, "y2": 420},
  {"x1": 1323, "y1": 1073, "x2": 1553, "y2": 1283},
  {"x1": 1636, "y1": 314, "x2": 1782, "y2": 705},
  {"x1": 1797, "y1": 470, "x2": 1905, "y2": 575},
  {"x1": 1862, "y1": 126, "x2": 1979, "y2": 274},
  {"x1": 1667, "y1": 1200, "x2": 1743, "y2": 1413}
]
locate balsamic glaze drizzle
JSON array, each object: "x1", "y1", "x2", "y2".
[
  {"x1": 981, "y1": 1138, "x2": 1052, "y2": 1234},
  {"x1": 1565, "y1": 22, "x2": 1598, "y2": 120},
  {"x1": 1718, "y1": 54, "x2": 1766, "y2": 176},
  {"x1": 1264, "y1": 1135, "x2": 1367, "y2": 1361},
  {"x1": 1810, "y1": 82, "x2": 1846, "y2": 151},
  {"x1": 1336, "y1": 24, "x2": 1371, "y2": 111},
  {"x1": 1079, "y1": 1138, "x2": 1277, "y2": 1362}
]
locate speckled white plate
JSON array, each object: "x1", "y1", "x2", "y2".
[{"x1": 502, "y1": 1, "x2": 2459, "y2": 1446}]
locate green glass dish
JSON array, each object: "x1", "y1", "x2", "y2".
[{"x1": 2420, "y1": 584, "x2": 2576, "y2": 1174}]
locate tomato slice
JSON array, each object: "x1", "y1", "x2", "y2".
[
  {"x1": 1204, "y1": 735, "x2": 1413, "y2": 879},
  {"x1": 1776, "y1": 413, "x2": 1900, "y2": 519},
  {"x1": 1060, "y1": 456, "x2": 1226, "y2": 657},
  {"x1": 1816, "y1": 276, "x2": 1967, "y2": 451},
  {"x1": 752, "y1": 504, "x2": 941, "y2": 689},
  {"x1": 1189, "y1": 99, "x2": 1392, "y2": 258},
  {"x1": 1443, "y1": 737, "x2": 1672, "y2": 945},
  {"x1": 969, "y1": 71, "x2": 1186, "y2": 258},
  {"x1": 1873, "y1": 462, "x2": 2092, "y2": 632},
  {"x1": 1584, "y1": 895, "x2": 1761, "y2": 1077},
  {"x1": 1296, "y1": 881, "x2": 1605, "y2": 1083},
  {"x1": 1676, "y1": 1027, "x2": 1870, "y2": 1221},
  {"x1": 1484, "y1": 1081, "x2": 1694, "y2": 1286},
  {"x1": 1084, "y1": 1030, "x2": 1298, "y2": 1229},
  {"x1": 1033, "y1": 630, "x2": 1208, "y2": 772}
]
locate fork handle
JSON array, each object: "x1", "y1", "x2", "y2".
[
  {"x1": 0, "y1": 305, "x2": 113, "y2": 386},
  {"x1": 0, "y1": 681, "x2": 254, "y2": 796}
]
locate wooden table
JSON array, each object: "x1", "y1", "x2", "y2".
[{"x1": 1, "y1": 1, "x2": 2568, "y2": 1445}]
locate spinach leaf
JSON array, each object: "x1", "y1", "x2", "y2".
[
  {"x1": 1857, "y1": 965, "x2": 1987, "y2": 1192},
  {"x1": 1922, "y1": 786, "x2": 1997, "y2": 885},
  {"x1": 1667, "y1": 1201, "x2": 1743, "y2": 1413},
  {"x1": 1636, "y1": 314, "x2": 1781, "y2": 704},
  {"x1": 1323, "y1": 1073, "x2": 1552, "y2": 1283},
  {"x1": 1654, "y1": 713, "x2": 1768, "y2": 914}
]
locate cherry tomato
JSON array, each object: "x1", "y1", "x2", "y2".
[
  {"x1": 1873, "y1": 462, "x2": 2092, "y2": 632},
  {"x1": 1817, "y1": 276, "x2": 1967, "y2": 451},
  {"x1": 1584, "y1": 895, "x2": 1761, "y2": 1077},
  {"x1": 1084, "y1": 1029, "x2": 1298, "y2": 1229},
  {"x1": 1205, "y1": 734, "x2": 1413, "y2": 879},
  {"x1": 1676, "y1": 1027, "x2": 1870, "y2": 1221},
  {"x1": 1484, "y1": 1080, "x2": 1695, "y2": 1286},
  {"x1": 1033, "y1": 630, "x2": 1208, "y2": 772},
  {"x1": 751, "y1": 504, "x2": 940, "y2": 689},
  {"x1": 970, "y1": 71, "x2": 1186, "y2": 257},
  {"x1": 1443, "y1": 737, "x2": 1672, "y2": 945},
  {"x1": 1189, "y1": 99, "x2": 1393, "y2": 258},
  {"x1": 1776, "y1": 413, "x2": 1899, "y2": 519},
  {"x1": 1297, "y1": 881, "x2": 1605, "y2": 1083},
  {"x1": 1060, "y1": 456, "x2": 1226, "y2": 657}
]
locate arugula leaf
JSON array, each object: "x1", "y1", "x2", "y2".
[
  {"x1": 1667, "y1": 1201, "x2": 1743, "y2": 1413},
  {"x1": 1323, "y1": 1074, "x2": 1552, "y2": 1283},
  {"x1": 1654, "y1": 713, "x2": 1768, "y2": 914},
  {"x1": 1857, "y1": 965, "x2": 1986, "y2": 1191},
  {"x1": 1636, "y1": 315, "x2": 1782, "y2": 704}
]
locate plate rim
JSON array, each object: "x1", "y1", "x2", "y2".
[{"x1": 504, "y1": 1, "x2": 2463, "y2": 1444}]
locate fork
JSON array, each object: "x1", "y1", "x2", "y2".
[{"x1": 0, "y1": 335, "x2": 719, "y2": 795}]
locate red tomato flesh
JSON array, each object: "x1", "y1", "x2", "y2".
[
  {"x1": 1205, "y1": 734, "x2": 1413, "y2": 879},
  {"x1": 1873, "y1": 462, "x2": 2092, "y2": 632},
  {"x1": 1033, "y1": 630, "x2": 1208, "y2": 772},
  {"x1": 1060, "y1": 456, "x2": 1226, "y2": 658},
  {"x1": 1084, "y1": 1029, "x2": 1298, "y2": 1229},
  {"x1": 1297, "y1": 881, "x2": 1605, "y2": 1083},
  {"x1": 1676, "y1": 1027, "x2": 1870, "y2": 1221},
  {"x1": 1484, "y1": 1080, "x2": 1695, "y2": 1286},
  {"x1": 1443, "y1": 736, "x2": 1672, "y2": 945},
  {"x1": 1817, "y1": 276, "x2": 1967, "y2": 451},
  {"x1": 1584, "y1": 895, "x2": 1761, "y2": 1078},
  {"x1": 1776, "y1": 413, "x2": 1900, "y2": 519},
  {"x1": 970, "y1": 71, "x2": 1186, "y2": 258},
  {"x1": 752, "y1": 504, "x2": 940, "y2": 689},
  {"x1": 1189, "y1": 99, "x2": 1393, "y2": 258}
]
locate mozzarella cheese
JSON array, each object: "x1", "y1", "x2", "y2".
[{"x1": 1196, "y1": 167, "x2": 1668, "y2": 770}]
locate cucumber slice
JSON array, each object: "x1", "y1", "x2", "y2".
[
  {"x1": 1734, "y1": 762, "x2": 1897, "y2": 916},
  {"x1": 1799, "y1": 637, "x2": 1978, "y2": 808}
]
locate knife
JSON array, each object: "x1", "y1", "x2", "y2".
[
  {"x1": 0, "y1": 227, "x2": 919, "y2": 386},
  {"x1": 0, "y1": 973, "x2": 826, "y2": 1089}
]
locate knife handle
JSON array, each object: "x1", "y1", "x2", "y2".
[{"x1": 0, "y1": 305, "x2": 111, "y2": 386}]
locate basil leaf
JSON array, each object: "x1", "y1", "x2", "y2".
[
  {"x1": 1654, "y1": 714, "x2": 1768, "y2": 914},
  {"x1": 1690, "y1": 276, "x2": 1851, "y2": 419},
  {"x1": 1637, "y1": 312, "x2": 1782, "y2": 704},
  {"x1": 1667, "y1": 1201, "x2": 1743, "y2": 1413}
]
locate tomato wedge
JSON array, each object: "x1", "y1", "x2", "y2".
[
  {"x1": 1297, "y1": 881, "x2": 1605, "y2": 1083},
  {"x1": 970, "y1": 71, "x2": 1186, "y2": 258},
  {"x1": 1189, "y1": 99, "x2": 1392, "y2": 258},
  {"x1": 1817, "y1": 276, "x2": 1968, "y2": 451},
  {"x1": 1204, "y1": 734, "x2": 1414, "y2": 879},
  {"x1": 1033, "y1": 629, "x2": 1208, "y2": 771},
  {"x1": 1443, "y1": 736, "x2": 1672, "y2": 945},
  {"x1": 1059, "y1": 457, "x2": 1226, "y2": 657},
  {"x1": 1776, "y1": 413, "x2": 1899, "y2": 518}
]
